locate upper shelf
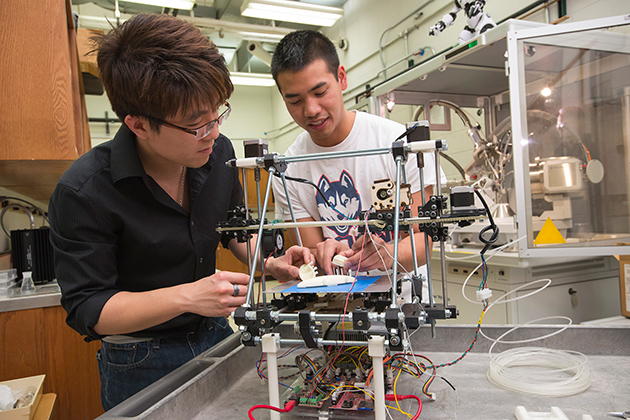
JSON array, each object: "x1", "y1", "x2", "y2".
[{"x1": 366, "y1": 19, "x2": 545, "y2": 100}]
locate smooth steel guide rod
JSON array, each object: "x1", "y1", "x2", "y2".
[
  {"x1": 256, "y1": 167, "x2": 267, "y2": 306},
  {"x1": 390, "y1": 156, "x2": 404, "y2": 308},
  {"x1": 244, "y1": 166, "x2": 276, "y2": 305},
  {"x1": 226, "y1": 140, "x2": 446, "y2": 168},
  {"x1": 418, "y1": 162, "x2": 436, "y2": 309},
  {"x1": 241, "y1": 309, "x2": 422, "y2": 324},
  {"x1": 435, "y1": 149, "x2": 449, "y2": 309},
  {"x1": 259, "y1": 338, "x2": 386, "y2": 348},
  {"x1": 242, "y1": 168, "x2": 254, "y2": 286},
  {"x1": 400, "y1": 167, "x2": 422, "y2": 295},
  {"x1": 216, "y1": 215, "x2": 484, "y2": 232},
  {"x1": 280, "y1": 171, "x2": 303, "y2": 247}
]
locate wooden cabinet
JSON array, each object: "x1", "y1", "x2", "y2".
[
  {"x1": 0, "y1": 306, "x2": 103, "y2": 420},
  {"x1": 239, "y1": 168, "x2": 274, "y2": 209},
  {"x1": 216, "y1": 169, "x2": 275, "y2": 273},
  {"x1": 0, "y1": 0, "x2": 90, "y2": 201}
]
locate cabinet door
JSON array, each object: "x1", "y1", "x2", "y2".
[
  {"x1": 239, "y1": 169, "x2": 274, "y2": 211},
  {"x1": 0, "y1": 306, "x2": 103, "y2": 420},
  {"x1": 0, "y1": 0, "x2": 81, "y2": 160},
  {"x1": 515, "y1": 276, "x2": 621, "y2": 323},
  {"x1": 0, "y1": 0, "x2": 90, "y2": 201}
]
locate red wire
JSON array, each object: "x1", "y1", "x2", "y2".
[
  {"x1": 307, "y1": 229, "x2": 370, "y2": 393},
  {"x1": 385, "y1": 394, "x2": 423, "y2": 420},
  {"x1": 328, "y1": 230, "x2": 368, "y2": 370},
  {"x1": 248, "y1": 400, "x2": 296, "y2": 420}
]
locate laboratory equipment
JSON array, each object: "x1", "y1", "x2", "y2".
[
  {"x1": 218, "y1": 131, "x2": 492, "y2": 419},
  {"x1": 20, "y1": 271, "x2": 36, "y2": 295},
  {"x1": 360, "y1": 15, "x2": 630, "y2": 258}
]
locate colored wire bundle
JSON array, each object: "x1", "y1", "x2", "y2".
[{"x1": 256, "y1": 344, "x2": 303, "y2": 389}]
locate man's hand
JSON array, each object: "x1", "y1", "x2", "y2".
[
  {"x1": 316, "y1": 238, "x2": 353, "y2": 275},
  {"x1": 266, "y1": 246, "x2": 314, "y2": 280},
  {"x1": 184, "y1": 271, "x2": 250, "y2": 317},
  {"x1": 345, "y1": 234, "x2": 393, "y2": 273}
]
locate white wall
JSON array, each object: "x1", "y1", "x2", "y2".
[
  {"x1": 220, "y1": 85, "x2": 276, "y2": 158},
  {"x1": 87, "y1": 85, "x2": 280, "y2": 158},
  {"x1": 329, "y1": 0, "x2": 628, "y2": 102}
]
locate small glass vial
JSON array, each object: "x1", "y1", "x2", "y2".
[{"x1": 20, "y1": 271, "x2": 36, "y2": 295}]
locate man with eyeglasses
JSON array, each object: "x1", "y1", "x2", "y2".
[{"x1": 48, "y1": 14, "x2": 312, "y2": 411}]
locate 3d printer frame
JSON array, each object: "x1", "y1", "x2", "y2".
[{"x1": 216, "y1": 124, "x2": 489, "y2": 419}]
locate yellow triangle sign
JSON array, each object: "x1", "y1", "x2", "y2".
[{"x1": 534, "y1": 217, "x2": 567, "y2": 245}]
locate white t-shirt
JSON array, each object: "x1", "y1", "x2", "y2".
[{"x1": 273, "y1": 111, "x2": 445, "y2": 247}]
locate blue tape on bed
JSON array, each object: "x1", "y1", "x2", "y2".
[{"x1": 281, "y1": 276, "x2": 381, "y2": 293}]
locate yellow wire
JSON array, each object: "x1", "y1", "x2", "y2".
[
  {"x1": 393, "y1": 365, "x2": 412, "y2": 419},
  {"x1": 335, "y1": 353, "x2": 360, "y2": 370}
]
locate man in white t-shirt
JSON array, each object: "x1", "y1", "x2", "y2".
[{"x1": 270, "y1": 30, "x2": 446, "y2": 301}]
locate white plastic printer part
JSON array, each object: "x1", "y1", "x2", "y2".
[
  {"x1": 297, "y1": 275, "x2": 355, "y2": 288},
  {"x1": 298, "y1": 263, "x2": 318, "y2": 280},
  {"x1": 476, "y1": 288, "x2": 493, "y2": 301},
  {"x1": 514, "y1": 406, "x2": 569, "y2": 420},
  {"x1": 332, "y1": 255, "x2": 348, "y2": 267}
]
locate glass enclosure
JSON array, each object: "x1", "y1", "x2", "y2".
[{"x1": 510, "y1": 16, "x2": 630, "y2": 256}]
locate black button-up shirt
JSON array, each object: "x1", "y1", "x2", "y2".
[{"x1": 49, "y1": 124, "x2": 242, "y2": 341}]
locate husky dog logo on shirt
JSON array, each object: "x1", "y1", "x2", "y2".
[
  {"x1": 316, "y1": 170, "x2": 394, "y2": 247},
  {"x1": 316, "y1": 171, "x2": 361, "y2": 247}
]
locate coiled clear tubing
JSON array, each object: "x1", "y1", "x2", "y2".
[{"x1": 486, "y1": 346, "x2": 591, "y2": 397}]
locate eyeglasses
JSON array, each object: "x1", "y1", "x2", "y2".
[{"x1": 148, "y1": 102, "x2": 231, "y2": 140}]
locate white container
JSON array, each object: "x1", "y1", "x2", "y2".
[
  {"x1": 0, "y1": 270, "x2": 16, "y2": 298},
  {"x1": 0, "y1": 269, "x2": 17, "y2": 284},
  {"x1": 0, "y1": 375, "x2": 45, "y2": 420}
]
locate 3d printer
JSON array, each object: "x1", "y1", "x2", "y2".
[{"x1": 216, "y1": 123, "x2": 493, "y2": 419}]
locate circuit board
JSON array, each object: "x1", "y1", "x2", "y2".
[{"x1": 291, "y1": 374, "x2": 375, "y2": 414}]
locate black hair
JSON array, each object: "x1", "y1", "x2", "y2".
[
  {"x1": 271, "y1": 30, "x2": 339, "y2": 87},
  {"x1": 94, "y1": 13, "x2": 233, "y2": 130}
]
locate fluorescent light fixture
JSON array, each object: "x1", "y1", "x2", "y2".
[
  {"x1": 231, "y1": 72, "x2": 276, "y2": 87},
  {"x1": 241, "y1": 0, "x2": 343, "y2": 27},
  {"x1": 239, "y1": 31, "x2": 286, "y2": 43},
  {"x1": 120, "y1": 0, "x2": 195, "y2": 10}
]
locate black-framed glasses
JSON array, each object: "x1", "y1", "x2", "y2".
[{"x1": 148, "y1": 102, "x2": 231, "y2": 140}]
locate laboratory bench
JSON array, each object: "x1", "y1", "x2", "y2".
[
  {"x1": 0, "y1": 284, "x2": 61, "y2": 313},
  {"x1": 96, "y1": 324, "x2": 630, "y2": 420}
]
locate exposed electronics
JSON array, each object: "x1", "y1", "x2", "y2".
[
  {"x1": 244, "y1": 138, "x2": 269, "y2": 158},
  {"x1": 219, "y1": 122, "x2": 492, "y2": 419},
  {"x1": 370, "y1": 179, "x2": 412, "y2": 210},
  {"x1": 11, "y1": 227, "x2": 55, "y2": 284}
]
